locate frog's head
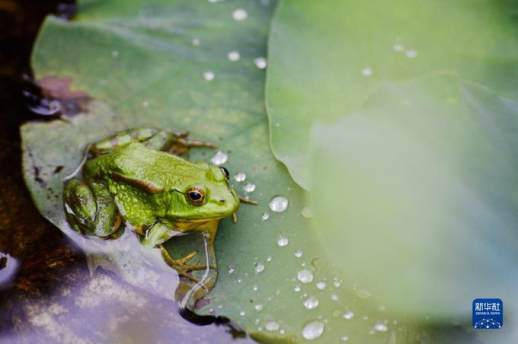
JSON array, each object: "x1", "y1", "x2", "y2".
[{"x1": 165, "y1": 163, "x2": 240, "y2": 222}]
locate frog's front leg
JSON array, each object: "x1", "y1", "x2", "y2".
[
  {"x1": 63, "y1": 179, "x2": 121, "y2": 238},
  {"x1": 89, "y1": 128, "x2": 215, "y2": 156}
]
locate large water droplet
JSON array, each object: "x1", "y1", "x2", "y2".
[
  {"x1": 297, "y1": 269, "x2": 314, "y2": 284},
  {"x1": 277, "y1": 235, "x2": 289, "y2": 247},
  {"x1": 227, "y1": 50, "x2": 240, "y2": 61},
  {"x1": 254, "y1": 57, "x2": 267, "y2": 69},
  {"x1": 265, "y1": 320, "x2": 280, "y2": 332},
  {"x1": 269, "y1": 196, "x2": 288, "y2": 213},
  {"x1": 255, "y1": 262, "x2": 265, "y2": 273},
  {"x1": 211, "y1": 150, "x2": 228, "y2": 165},
  {"x1": 304, "y1": 296, "x2": 319, "y2": 310},
  {"x1": 244, "y1": 183, "x2": 256, "y2": 193},
  {"x1": 203, "y1": 71, "x2": 215, "y2": 81},
  {"x1": 302, "y1": 321, "x2": 325, "y2": 340},
  {"x1": 343, "y1": 311, "x2": 354, "y2": 320},
  {"x1": 234, "y1": 172, "x2": 246, "y2": 182},
  {"x1": 232, "y1": 8, "x2": 248, "y2": 21}
]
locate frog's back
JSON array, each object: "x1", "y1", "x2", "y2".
[{"x1": 89, "y1": 142, "x2": 207, "y2": 190}]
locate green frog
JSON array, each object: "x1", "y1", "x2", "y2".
[{"x1": 63, "y1": 128, "x2": 251, "y2": 289}]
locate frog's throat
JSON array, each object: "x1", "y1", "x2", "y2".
[{"x1": 173, "y1": 218, "x2": 220, "y2": 232}]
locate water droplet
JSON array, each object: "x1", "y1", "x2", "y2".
[
  {"x1": 405, "y1": 49, "x2": 418, "y2": 58},
  {"x1": 253, "y1": 285, "x2": 258, "y2": 291},
  {"x1": 254, "y1": 57, "x2": 267, "y2": 69},
  {"x1": 334, "y1": 281, "x2": 341, "y2": 288},
  {"x1": 261, "y1": 212, "x2": 270, "y2": 221},
  {"x1": 266, "y1": 256, "x2": 272, "y2": 262},
  {"x1": 228, "y1": 50, "x2": 240, "y2": 62},
  {"x1": 331, "y1": 294, "x2": 339, "y2": 301},
  {"x1": 304, "y1": 296, "x2": 319, "y2": 310},
  {"x1": 301, "y1": 207, "x2": 313, "y2": 218},
  {"x1": 393, "y1": 43, "x2": 404, "y2": 52},
  {"x1": 373, "y1": 322, "x2": 388, "y2": 332},
  {"x1": 294, "y1": 250, "x2": 303, "y2": 258},
  {"x1": 228, "y1": 265, "x2": 235, "y2": 274},
  {"x1": 297, "y1": 269, "x2": 314, "y2": 284},
  {"x1": 265, "y1": 320, "x2": 280, "y2": 332},
  {"x1": 234, "y1": 172, "x2": 246, "y2": 182},
  {"x1": 269, "y1": 196, "x2": 288, "y2": 213},
  {"x1": 255, "y1": 304, "x2": 264, "y2": 312},
  {"x1": 255, "y1": 262, "x2": 265, "y2": 273},
  {"x1": 362, "y1": 67, "x2": 373, "y2": 77},
  {"x1": 277, "y1": 235, "x2": 289, "y2": 247},
  {"x1": 294, "y1": 285, "x2": 301, "y2": 292},
  {"x1": 343, "y1": 311, "x2": 354, "y2": 320},
  {"x1": 232, "y1": 8, "x2": 248, "y2": 21},
  {"x1": 302, "y1": 321, "x2": 325, "y2": 340},
  {"x1": 316, "y1": 281, "x2": 326, "y2": 290},
  {"x1": 237, "y1": 279, "x2": 242, "y2": 283},
  {"x1": 244, "y1": 183, "x2": 256, "y2": 193},
  {"x1": 340, "y1": 335, "x2": 349, "y2": 342},
  {"x1": 111, "y1": 50, "x2": 119, "y2": 58},
  {"x1": 142, "y1": 100, "x2": 149, "y2": 108},
  {"x1": 211, "y1": 150, "x2": 228, "y2": 165},
  {"x1": 203, "y1": 71, "x2": 215, "y2": 81},
  {"x1": 192, "y1": 37, "x2": 200, "y2": 46}
]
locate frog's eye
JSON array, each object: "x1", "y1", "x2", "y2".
[
  {"x1": 186, "y1": 187, "x2": 205, "y2": 206},
  {"x1": 220, "y1": 167, "x2": 230, "y2": 179}
]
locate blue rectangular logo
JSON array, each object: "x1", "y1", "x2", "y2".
[{"x1": 472, "y1": 298, "x2": 503, "y2": 329}]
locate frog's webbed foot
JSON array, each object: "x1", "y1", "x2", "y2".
[
  {"x1": 160, "y1": 246, "x2": 216, "y2": 284},
  {"x1": 165, "y1": 134, "x2": 216, "y2": 157}
]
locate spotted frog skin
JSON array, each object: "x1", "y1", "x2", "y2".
[{"x1": 63, "y1": 128, "x2": 241, "y2": 286}]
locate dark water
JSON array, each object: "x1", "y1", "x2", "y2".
[{"x1": 0, "y1": 2, "x2": 252, "y2": 343}]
